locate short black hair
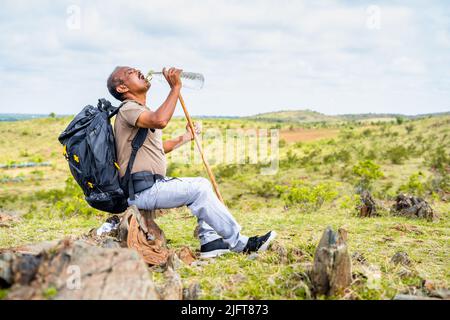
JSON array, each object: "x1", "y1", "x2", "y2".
[{"x1": 107, "y1": 66, "x2": 125, "y2": 101}]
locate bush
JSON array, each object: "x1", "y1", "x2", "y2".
[
  {"x1": 276, "y1": 181, "x2": 338, "y2": 211},
  {"x1": 385, "y1": 145, "x2": 409, "y2": 164},
  {"x1": 398, "y1": 172, "x2": 428, "y2": 197},
  {"x1": 427, "y1": 146, "x2": 450, "y2": 174},
  {"x1": 352, "y1": 160, "x2": 384, "y2": 191},
  {"x1": 250, "y1": 180, "x2": 282, "y2": 198},
  {"x1": 396, "y1": 116, "x2": 405, "y2": 125},
  {"x1": 323, "y1": 149, "x2": 351, "y2": 164},
  {"x1": 405, "y1": 125, "x2": 414, "y2": 134},
  {"x1": 32, "y1": 177, "x2": 98, "y2": 217},
  {"x1": 280, "y1": 150, "x2": 299, "y2": 168},
  {"x1": 425, "y1": 146, "x2": 450, "y2": 196}
]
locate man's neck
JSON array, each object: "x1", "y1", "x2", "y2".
[{"x1": 124, "y1": 93, "x2": 147, "y2": 106}]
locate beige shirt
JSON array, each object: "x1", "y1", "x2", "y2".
[{"x1": 114, "y1": 100, "x2": 166, "y2": 177}]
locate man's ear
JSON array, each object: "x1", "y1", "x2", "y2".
[{"x1": 116, "y1": 84, "x2": 129, "y2": 94}]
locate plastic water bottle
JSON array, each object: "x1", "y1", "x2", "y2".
[{"x1": 146, "y1": 70, "x2": 204, "y2": 90}]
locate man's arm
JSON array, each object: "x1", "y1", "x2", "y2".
[
  {"x1": 163, "y1": 122, "x2": 201, "y2": 154},
  {"x1": 136, "y1": 68, "x2": 182, "y2": 129}
]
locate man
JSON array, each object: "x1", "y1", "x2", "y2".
[{"x1": 107, "y1": 66, "x2": 276, "y2": 258}]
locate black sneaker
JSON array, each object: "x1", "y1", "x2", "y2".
[
  {"x1": 243, "y1": 231, "x2": 277, "y2": 253},
  {"x1": 200, "y1": 238, "x2": 231, "y2": 258}
]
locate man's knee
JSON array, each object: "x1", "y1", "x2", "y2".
[{"x1": 195, "y1": 177, "x2": 212, "y2": 193}]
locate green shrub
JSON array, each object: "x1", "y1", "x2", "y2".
[
  {"x1": 384, "y1": 145, "x2": 409, "y2": 164},
  {"x1": 425, "y1": 147, "x2": 450, "y2": 196},
  {"x1": 276, "y1": 181, "x2": 338, "y2": 211},
  {"x1": 396, "y1": 116, "x2": 405, "y2": 125},
  {"x1": 405, "y1": 125, "x2": 414, "y2": 134},
  {"x1": 426, "y1": 146, "x2": 450, "y2": 174},
  {"x1": 300, "y1": 149, "x2": 321, "y2": 166},
  {"x1": 398, "y1": 172, "x2": 428, "y2": 197},
  {"x1": 352, "y1": 160, "x2": 384, "y2": 191},
  {"x1": 250, "y1": 180, "x2": 281, "y2": 198}
]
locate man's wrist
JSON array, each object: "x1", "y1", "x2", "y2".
[
  {"x1": 181, "y1": 132, "x2": 192, "y2": 143},
  {"x1": 171, "y1": 85, "x2": 182, "y2": 92}
]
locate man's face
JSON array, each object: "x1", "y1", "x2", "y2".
[{"x1": 116, "y1": 66, "x2": 150, "y2": 96}]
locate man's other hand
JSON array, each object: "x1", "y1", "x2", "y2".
[
  {"x1": 163, "y1": 67, "x2": 183, "y2": 89},
  {"x1": 185, "y1": 122, "x2": 202, "y2": 141}
]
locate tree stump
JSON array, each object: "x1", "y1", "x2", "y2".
[
  {"x1": 311, "y1": 227, "x2": 352, "y2": 297},
  {"x1": 357, "y1": 191, "x2": 377, "y2": 217},
  {"x1": 391, "y1": 194, "x2": 434, "y2": 221}
]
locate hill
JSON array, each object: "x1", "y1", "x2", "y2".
[
  {"x1": 248, "y1": 110, "x2": 337, "y2": 123},
  {"x1": 248, "y1": 109, "x2": 450, "y2": 123}
]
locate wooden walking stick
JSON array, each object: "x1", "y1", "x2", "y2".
[{"x1": 178, "y1": 93, "x2": 225, "y2": 204}]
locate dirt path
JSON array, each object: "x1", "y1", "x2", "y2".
[{"x1": 280, "y1": 128, "x2": 339, "y2": 143}]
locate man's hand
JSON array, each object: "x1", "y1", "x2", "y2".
[
  {"x1": 163, "y1": 122, "x2": 202, "y2": 153},
  {"x1": 184, "y1": 122, "x2": 202, "y2": 141},
  {"x1": 163, "y1": 67, "x2": 183, "y2": 89}
]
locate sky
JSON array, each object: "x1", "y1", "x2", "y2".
[{"x1": 0, "y1": 0, "x2": 449, "y2": 117}]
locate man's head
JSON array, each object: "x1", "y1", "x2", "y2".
[{"x1": 107, "y1": 66, "x2": 150, "y2": 101}]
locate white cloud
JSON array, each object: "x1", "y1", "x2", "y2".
[{"x1": 0, "y1": 0, "x2": 448, "y2": 116}]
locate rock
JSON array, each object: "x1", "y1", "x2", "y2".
[
  {"x1": 191, "y1": 260, "x2": 210, "y2": 268},
  {"x1": 351, "y1": 252, "x2": 367, "y2": 265},
  {"x1": 177, "y1": 247, "x2": 196, "y2": 266},
  {"x1": 3, "y1": 239, "x2": 161, "y2": 300},
  {"x1": 183, "y1": 282, "x2": 201, "y2": 300},
  {"x1": 0, "y1": 240, "x2": 60, "y2": 255},
  {"x1": 0, "y1": 213, "x2": 18, "y2": 228},
  {"x1": 391, "y1": 194, "x2": 434, "y2": 221},
  {"x1": 311, "y1": 227, "x2": 352, "y2": 297},
  {"x1": 100, "y1": 238, "x2": 122, "y2": 249},
  {"x1": 247, "y1": 253, "x2": 259, "y2": 261},
  {"x1": 393, "y1": 294, "x2": 441, "y2": 300},
  {"x1": 157, "y1": 267, "x2": 183, "y2": 300},
  {"x1": 270, "y1": 241, "x2": 288, "y2": 264},
  {"x1": 166, "y1": 252, "x2": 183, "y2": 271},
  {"x1": 0, "y1": 253, "x2": 14, "y2": 287},
  {"x1": 390, "y1": 251, "x2": 411, "y2": 266},
  {"x1": 429, "y1": 288, "x2": 450, "y2": 300},
  {"x1": 357, "y1": 191, "x2": 378, "y2": 217},
  {"x1": 392, "y1": 223, "x2": 423, "y2": 235}
]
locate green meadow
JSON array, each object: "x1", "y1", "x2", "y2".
[{"x1": 0, "y1": 112, "x2": 448, "y2": 299}]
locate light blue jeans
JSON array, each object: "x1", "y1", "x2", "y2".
[{"x1": 128, "y1": 177, "x2": 249, "y2": 252}]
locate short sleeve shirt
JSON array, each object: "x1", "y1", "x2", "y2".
[{"x1": 114, "y1": 100, "x2": 166, "y2": 177}]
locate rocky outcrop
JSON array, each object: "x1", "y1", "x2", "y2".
[
  {"x1": 1, "y1": 240, "x2": 161, "y2": 300},
  {"x1": 391, "y1": 194, "x2": 434, "y2": 221}
]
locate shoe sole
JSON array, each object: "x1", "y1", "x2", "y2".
[
  {"x1": 257, "y1": 231, "x2": 277, "y2": 252},
  {"x1": 200, "y1": 249, "x2": 231, "y2": 259}
]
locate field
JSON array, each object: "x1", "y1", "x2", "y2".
[{"x1": 0, "y1": 113, "x2": 449, "y2": 300}]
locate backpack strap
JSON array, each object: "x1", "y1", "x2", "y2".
[
  {"x1": 108, "y1": 99, "x2": 155, "y2": 133},
  {"x1": 107, "y1": 100, "x2": 128, "y2": 119},
  {"x1": 121, "y1": 128, "x2": 149, "y2": 200}
]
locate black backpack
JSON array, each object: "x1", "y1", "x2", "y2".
[{"x1": 58, "y1": 99, "x2": 149, "y2": 213}]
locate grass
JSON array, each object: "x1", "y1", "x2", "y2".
[{"x1": 0, "y1": 114, "x2": 449, "y2": 300}]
